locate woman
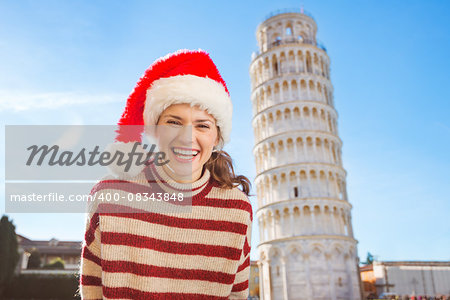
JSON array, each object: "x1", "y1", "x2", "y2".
[{"x1": 79, "y1": 49, "x2": 253, "y2": 299}]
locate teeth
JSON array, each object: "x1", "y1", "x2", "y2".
[{"x1": 172, "y1": 148, "x2": 199, "y2": 156}]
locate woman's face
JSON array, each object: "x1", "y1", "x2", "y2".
[{"x1": 155, "y1": 103, "x2": 219, "y2": 183}]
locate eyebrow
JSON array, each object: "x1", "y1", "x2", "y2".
[{"x1": 163, "y1": 114, "x2": 214, "y2": 123}]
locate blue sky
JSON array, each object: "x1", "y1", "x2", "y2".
[{"x1": 1, "y1": 0, "x2": 449, "y2": 262}]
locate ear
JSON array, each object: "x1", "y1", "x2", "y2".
[
  {"x1": 214, "y1": 126, "x2": 221, "y2": 147},
  {"x1": 214, "y1": 134, "x2": 220, "y2": 148}
]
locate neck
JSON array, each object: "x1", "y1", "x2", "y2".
[{"x1": 161, "y1": 164, "x2": 204, "y2": 183}]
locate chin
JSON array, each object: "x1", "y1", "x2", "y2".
[{"x1": 166, "y1": 163, "x2": 193, "y2": 177}]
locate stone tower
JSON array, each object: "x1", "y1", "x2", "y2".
[{"x1": 249, "y1": 9, "x2": 362, "y2": 300}]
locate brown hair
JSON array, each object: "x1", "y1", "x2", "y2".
[{"x1": 204, "y1": 128, "x2": 252, "y2": 197}]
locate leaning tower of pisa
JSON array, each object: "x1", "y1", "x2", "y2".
[{"x1": 249, "y1": 9, "x2": 362, "y2": 300}]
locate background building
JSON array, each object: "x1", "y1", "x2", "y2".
[
  {"x1": 361, "y1": 261, "x2": 450, "y2": 299},
  {"x1": 250, "y1": 260, "x2": 261, "y2": 299},
  {"x1": 360, "y1": 264, "x2": 378, "y2": 299},
  {"x1": 249, "y1": 8, "x2": 362, "y2": 300},
  {"x1": 16, "y1": 234, "x2": 81, "y2": 274}
]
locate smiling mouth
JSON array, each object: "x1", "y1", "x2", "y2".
[{"x1": 171, "y1": 147, "x2": 200, "y2": 159}]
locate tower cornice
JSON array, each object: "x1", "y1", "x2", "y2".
[
  {"x1": 256, "y1": 235, "x2": 358, "y2": 247},
  {"x1": 254, "y1": 161, "x2": 347, "y2": 182},
  {"x1": 249, "y1": 42, "x2": 327, "y2": 70},
  {"x1": 252, "y1": 129, "x2": 342, "y2": 152},
  {"x1": 255, "y1": 197, "x2": 353, "y2": 214},
  {"x1": 250, "y1": 72, "x2": 333, "y2": 95}
]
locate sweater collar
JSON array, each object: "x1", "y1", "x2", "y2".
[{"x1": 144, "y1": 160, "x2": 212, "y2": 197}]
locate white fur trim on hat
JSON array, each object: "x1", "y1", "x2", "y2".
[{"x1": 143, "y1": 74, "x2": 232, "y2": 150}]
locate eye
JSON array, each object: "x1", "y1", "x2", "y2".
[
  {"x1": 197, "y1": 124, "x2": 210, "y2": 129},
  {"x1": 167, "y1": 120, "x2": 181, "y2": 125}
]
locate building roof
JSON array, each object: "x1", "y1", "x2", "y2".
[
  {"x1": 17, "y1": 234, "x2": 82, "y2": 255},
  {"x1": 374, "y1": 261, "x2": 450, "y2": 267},
  {"x1": 360, "y1": 264, "x2": 373, "y2": 272}
]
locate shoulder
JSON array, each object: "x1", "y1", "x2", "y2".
[
  {"x1": 210, "y1": 182, "x2": 253, "y2": 223},
  {"x1": 230, "y1": 186, "x2": 251, "y2": 204},
  {"x1": 231, "y1": 186, "x2": 253, "y2": 223},
  {"x1": 210, "y1": 181, "x2": 250, "y2": 202}
]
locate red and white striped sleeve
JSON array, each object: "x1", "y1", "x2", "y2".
[
  {"x1": 229, "y1": 206, "x2": 252, "y2": 299},
  {"x1": 79, "y1": 198, "x2": 103, "y2": 300}
]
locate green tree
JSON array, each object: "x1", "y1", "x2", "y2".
[
  {"x1": 363, "y1": 252, "x2": 374, "y2": 265},
  {"x1": 26, "y1": 248, "x2": 41, "y2": 269},
  {"x1": 43, "y1": 257, "x2": 65, "y2": 270},
  {"x1": 0, "y1": 215, "x2": 20, "y2": 297}
]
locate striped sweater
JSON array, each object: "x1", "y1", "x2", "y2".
[{"x1": 79, "y1": 161, "x2": 252, "y2": 300}]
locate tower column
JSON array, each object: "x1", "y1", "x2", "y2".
[
  {"x1": 303, "y1": 55, "x2": 307, "y2": 74},
  {"x1": 306, "y1": 170, "x2": 312, "y2": 198},
  {"x1": 311, "y1": 206, "x2": 317, "y2": 234},
  {"x1": 293, "y1": 141, "x2": 299, "y2": 163},
  {"x1": 277, "y1": 175, "x2": 281, "y2": 202},
  {"x1": 271, "y1": 212, "x2": 276, "y2": 239},
  {"x1": 311, "y1": 138, "x2": 316, "y2": 163},
  {"x1": 325, "y1": 175, "x2": 331, "y2": 197},
  {"x1": 348, "y1": 215, "x2": 355, "y2": 238},
  {"x1": 303, "y1": 139, "x2": 309, "y2": 162},
  {"x1": 258, "y1": 217, "x2": 263, "y2": 242},
  {"x1": 345, "y1": 256, "x2": 355, "y2": 300},
  {"x1": 326, "y1": 253, "x2": 337, "y2": 300},
  {"x1": 327, "y1": 141, "x2": 333, "y2": 162},
  {"x1": 289, "y1": 209, "x2": 295, "y2": 236},
  {"x1": 304, "y1": 254, "x2": 313, "y2": 299},
  {"x1": 257, "y1": 261, "x2": 265, "y2": 300},
  {"x1": 263, "y1": 259, "x2": 272, "y2": 299},
  {"x1": 293, "y1": 173, "x2": 299, "y2": 198},
  {"x1": 279, "y1": 82, "x2": 284, "y2": 102},
  {"x1": 269, "y1": 56, "x2": 273, "y2": 78},
  {"x1": 333, "y1": 212, "x2": 339, "y2": 234},
  {"x1": 281, "y1": 256, "x2": 289, "y2": 300},
  {"x1": 320, "y1": 139, "x2": 326, "y2": 163}
]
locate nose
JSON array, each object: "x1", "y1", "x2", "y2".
[{"x1": 177, "y1": 124, "x2": 195, "y2": 145}]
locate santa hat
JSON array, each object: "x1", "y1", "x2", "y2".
[{"x1": 106, "y1": 49, "x2": 233, "y2": 178}]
